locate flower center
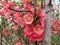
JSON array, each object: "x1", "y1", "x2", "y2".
[
  {"x1": 20, "y1": 18, "x2": 23, "y2": 22},
  {"x1": 27, "y1": 17, "x2": 31, "y2": 22},
  {"x1": 36, "y1": 27, "x2": 41, "y2": 31}
]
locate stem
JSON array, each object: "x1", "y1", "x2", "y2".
[
  {"x1": 9, "y1": 8, "x2": 30, "y2": 12},
  {"x1": 35, "y1": 41, "x2": 37, "y2": 45},
  {"x1": 48, "y1": 0, "x2": 52, "y2": 6}
]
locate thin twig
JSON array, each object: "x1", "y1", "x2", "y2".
[
  {"x1": 45, "y1": 3, "x2": 60, "y2": 13},
  {"x1": 9, "y1": 8, "x2": 30, "y2": 12}
]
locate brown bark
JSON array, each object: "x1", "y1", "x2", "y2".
[{"x1": 41, "y1": 0, "x2": 52, "y2": 45}]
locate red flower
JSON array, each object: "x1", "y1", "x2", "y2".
[
  {"x1": 2, "y1": 8, "x2": 12, "y2": 18},
  {"x1": 24, "y1": 25, "x2": 44, "y2": 41},
  {"x1": 1, "y1": 0, "x2": 8, "y2": 6},
  {"x1": 15, "y1": 17, "x2": 25, "y2": 27},
  {"x1": 40, "y1": 17, "x2": 46, "y2": 26},
  {"x1": 51, "y1": 18, "x2": 60, "y2": 32},
  {"x1": 23, "y1": 14, "x2": 34, "y2": 24},
  {"x1": 13, "y1": 12, "x2": 22, "y2": 18},
  {"x1": 1, "y1": 0, "x2": 14, "y2": 8},
  {"x1": 15, "y1": 41, "x2": 21, "y2": 45},
  {"x1": 30, "y1": 7, "x2": 34, "y2": 14},
  {"x1": 39, "y1": 11, "x2": 46, "y2": 17},
  {"x1": 24, "y1": 25, "x2": 33, "y2": 36},
  {"x1": 33, "y1": 24, "x2": 44, "y2": 36},
  {"x1": 23, "y1": 3, "x2": 32, "y2": 10},
  {"x1": 28, "y1": 33, "x2": 38, "y2": 41},
  {"x1": 2, "y1": 28, "x2": 9, "y2": 35},
  {"x1": 28, "y1": 32, "x2": 44, "y2": 41},
  {"x1": 8, "y1": 0, "x2": 14, "y2": 8}
]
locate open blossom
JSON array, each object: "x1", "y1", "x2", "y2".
[
  {"x1": 1, "y1": 0, "x2": 14, "y2": 8},
  {"x1": 52, "y1": 18, "x2": 60, "y2": 32},
  {"x1": 28, "y1": 33, "x2": 44, "y2": 41},
  {"x1": 23, "y1": 3, "x2": 32, "y2": 10},
  {"x1": 39, "y1": 11, "x2": 46, "y2": 17},
  {"x1": 24, "y1": 24, "x2": 44, "y2": 41},
  {"x1": 40, "y1": 17, "x2": 46, "y2": 26},
  {"x1": 13, "y1": 12, "x2": 22, "y2": 18},
  {"x1": 8, "y1": 0, "x2": 14, "y2": 8},
  {"x1": 23, "y1": 14, "x2": 34, "y2": 24},
  {"x1": 24, "y1": 25, "x2": 33, "y2": 36},
  {"x1": 57, "y1": 22, "x2": 60, "y2": 32},
  {"x1": 2, "y1": 28, "x2": 9, "y2": 35},
  {"x1": 1, "y1": 0, "x2": 8, "y2": 6},
  {"x1": 2, "y1": 8, "x2": 12, "y2": 18},
  {"x1": 0, "y1": 0, "x2": 46, "y2": 42},
  {"x1": 15, "y1": 17, "x2": 25, "y2": 27},
  {"x1": 33, "y1": 24, "x2": 44, "y2": 36}
]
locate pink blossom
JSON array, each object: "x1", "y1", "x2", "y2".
[
  {"x1": 2, "y1": 8, "x2": 12, "y2": 18},
  {"x1": 23, "y1": 14, "x2": 34, "y2": 24},
  {"x1": 1, "y1": 0, "x2": 14, "y2": 8},
  {"x1": 24, "y1": 25, "x2": 33, "y2": 36},
  {"x1": 30, "y1": 7, "x2": 34, "y2": 14},
  {"x1": 24, "y1": 24, "x2": 44, "y2": 41},
  {"x1": 40, "y1": 17, "x2": 46, "y2": 26},
  {"x1": 15, "y1": 17, "x2": 25, "y2": 27},
  {"x1": 39, "y1": 11, "x2": 46, "y2": 17},
  {"x1": 15, "y1": 5, "x2": 21, "y2": 11},
  {"x1": 33, "y1": 24, "x2": 44, "y2": 36},
  {"x1": 28, "y1": 32, "x2": 44, "y2": 41},
  {"x1": 28, "y1": 33, "x2": 38, "y2": 41},
  {"x1": 8, "y1": 0, "x2": 14, "y2": 8},
  {"x1": 1, "y1": 0, "x2": 8, "y2": 6},
  {"x1": 13, "y1": 12, "x2": 22, "y2": 18},
  {"x1": 23, "y1": 3, "x2": 32, "y2": 10},
  {"x1": 2, "y1": 28, "x2": 10, "y2": 35}
]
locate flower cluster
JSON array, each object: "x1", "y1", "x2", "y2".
[
  {"x1": 51, "y1": 6, "x2": 60, "y2": 34},
  {"x1": 52, "y1": 18, "x2": 60, "y2": 34},
  {"x1": 0, "y1": 0, "x2": 46, "y2": 42}
]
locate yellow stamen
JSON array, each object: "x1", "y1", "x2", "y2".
[
  {"x1": 27, "y1": 17, "x2": 31, "y2": 21},
  {"x1": 37, "y1": 28, "x2": 41, "y2": 31},
  {"x1": 20, "y1": 18, "x2": 23, "y2": 22}
]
